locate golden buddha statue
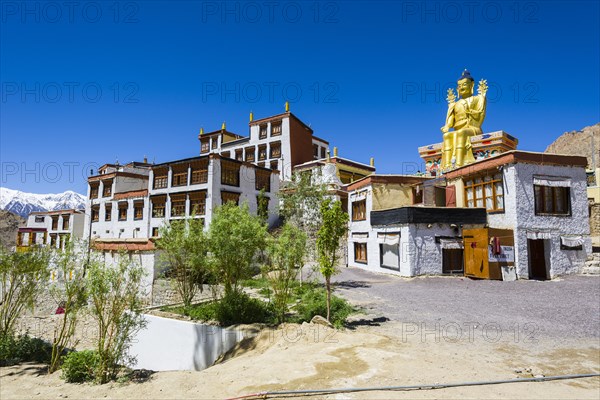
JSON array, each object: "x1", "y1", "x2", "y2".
[{"x1": 441, "y1": 70, "x2": 488, "y2": 169}]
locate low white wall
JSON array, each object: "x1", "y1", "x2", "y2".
[{"x1": 128, "y1": 314, "x2": 250, "y2": 371}]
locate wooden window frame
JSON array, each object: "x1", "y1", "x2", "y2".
[
  {"x1": 89, "y1": 184, "x2": 99, "y2": 199},
  {"x1": 118, "y1": 203, "x2": 128, "y2": 221},
  {"x1": 313, "y1": 144, "x2": 319, "y2": 159},
  {"x1": 270, "y1": 142, "x2": 281, "y2": 159},
  {"x1": 221, "y1": 160, "x2": 241, "y2": 187},
  {"x1": 34, "y1": 216, "x2": 45, "y2": 223},
  {"x1": 152, "y1": 227, "x2": 159, "y2": 237},
  {"x1": 259, "y1": 124, "x2": 268, "y2": 139},
  {"x1": 102, "y1": 181, "x2": 113, "y2": 197},
  {"x1": 191, "y1": 160, "x2": 208, "y2": 185},
  {"x1": 255, "y1": 170, "x2": 271, "y2": 192},
  {"x1": 153, "y1": 174, "x2": 168, "y2": 189},
  {"x1": 62, "y1": 215, "x2": 70, "y2": 230},
  {"x1": 258, "y1": 145, "x2": 267, "y2": 161},
  {"x1": 271, "y1": 122, "x2": 282, "y2": 137},
  {"x1": 221, "y1": 191, "x2": 240, "y2": 206},
  {"x1": 354, "y1": 242, "x2": 368, "y2": 264},
  {"x1": 134, "y1": 201, "x2": 144, "y2": 220},
  {"x1": 352, "y1": 200, "x2": 367, "y2": 221},
  {"x1": 170, "y1": 195, "x2": 186, "y2": 217},
  {"x1": 464, "y1": 173, "x2": 504, "y2": 212},
  {"x1": 534, "y1": 185, "x2": 571, "y2": 216},
  {"x1": 201, "y1": 141, "x2": 210, "y2": 153},
  {"x1": 91, "y1": 207, "x2": 100, "y2": 223},
  {"x1": 245, "y1": 147, "x2": 256, "y2": 162},
  {"x1": 151, "y1": 197, "x2": 166, "y2": 218},
  {"x1": 105, "y1": 204, "x2": 112, "y2": 221},
  {"x1": 189, "y1": 192, "x2": 207, "y2": 216},
  {"x1": 51, "y1": 216, "x2": 59, "y2": 229},
  {"x1": 171, "y1": 170, "x2": 188, "y2": 187}
]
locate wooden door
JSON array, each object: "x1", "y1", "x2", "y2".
[
  {"x1": 528, "y1": 239, "x2": 548, "y2": 280},
  {"x1": 463, "y1": 228, "x2": 489, "y2": 279}
]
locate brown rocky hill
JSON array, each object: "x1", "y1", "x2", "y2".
[
  {"x1": 544, "y1": 123, "x2": 600, "y2": 169},
  {"x1": 0, "y1": 210, "x2": 24, "y2": 249}
]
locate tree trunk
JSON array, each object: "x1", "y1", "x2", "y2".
[{"x1": 325, "y1": 276, "x2": 331, "y2": 322}]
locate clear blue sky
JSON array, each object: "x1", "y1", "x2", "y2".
[{"x1": 1, "y1": 0, "x2": 599, "y2": 194}]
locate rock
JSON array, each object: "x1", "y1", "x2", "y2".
[{"x1": 310, "y1": 315, "x2": 333, "y2": 328}]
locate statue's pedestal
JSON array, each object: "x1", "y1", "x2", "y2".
[{"x1": 418, "y1": 131, "x2": 518, "y2": 174}]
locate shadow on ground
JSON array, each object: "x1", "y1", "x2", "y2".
[
  {"x1": 334, "y1": 280, "x2": 371, "y2": 289},
  {"x1": 345, "y1": 316, "x2": 390, "y2": 330}
]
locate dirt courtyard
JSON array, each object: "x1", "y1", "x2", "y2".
[{"x1": 1, "y1": 268, "x2": 599, "y2": 399}]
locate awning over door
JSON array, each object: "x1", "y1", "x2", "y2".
[
  {"x1": 560, "y1": 235, "x2": 584, "y2": 247},
  {"x1": 377, "y1": 233, "x2": 400, "y2": 245}
]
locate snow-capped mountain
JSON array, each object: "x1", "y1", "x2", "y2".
[{"x1": 0, "y1": 187, "x2": 86, "y2": 218}]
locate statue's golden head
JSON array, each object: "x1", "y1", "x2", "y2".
[{"x1": 457, "y1": 69, "x2": 475, "y2": 98}]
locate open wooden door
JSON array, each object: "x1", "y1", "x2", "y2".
[{"x1": 463, "y1": 228, "x2": 489, "y2": 279}]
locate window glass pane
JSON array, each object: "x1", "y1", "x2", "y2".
[
  {"x1": 534, "y1": 185, "x2": 543, "y2": 213},
  {"x1": 555, "y1": 187, "x2": 566, "y2": 214},
  {"x1": 484, "y1": 175, "x2": 492, "y2": 182},
  {"x1": 494, "y1": 173, "x2": 502, "y2": 181},
  {"x1": 467, "y1": 199, "x2": 474, "y2": 207},
  {"x1": 485, "y1": 183, "x2": 492, "y2": 196},
  {"x1": 485, "y1": 197, "x2": 493, "y2": 209},
  {"x1": 496, "y1": 195, "x2": 504, "y2": 209},
  {"x1": 495, "y1": 181, "x2": 503, "y2": 195},
  {"x1": 466, "y1": 187, "x2": 473, "y2": 200},
  {"x1": 475, "y1": 178, "x2": 482, "y2": 184},
  {"x1": 476, "y1": 198, "x2": 484, "y2": 207},
  {"x1": 475, "y1": 185, "x2": 483, "y2": 199},
  {"x1": 544, "y1": 186, "x2": 553, "y2": 213}
]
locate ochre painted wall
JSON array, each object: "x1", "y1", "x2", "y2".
[{"x1": 371, "y1": 183, "x2": 413, "y2": 211}]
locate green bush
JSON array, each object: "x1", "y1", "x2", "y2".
[
  {"x1": 61, "y1": 350, "x2": 99, "y2": 383},
  {"x1": 185, "y1": 301, "x2": 218, "y2": 322},
  {"x1": 216, "y1": 292, "x2": 273, "y2": 325},
  {"x1": 0, "y1": 333, "x2": 52, "y2": 366},
  {"x1": 294, "y1": 288, "x2": 354, "y2": 328},
  {"x1": 164, "y1": 293, "x2": 273, "y2": 326}
]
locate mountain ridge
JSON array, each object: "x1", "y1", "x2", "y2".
[{"x1": 0, "y1": 187, "x2": 86, "y2": 218}]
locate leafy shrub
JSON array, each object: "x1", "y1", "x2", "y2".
[
  {"x1": 216, "y1": 292, "x2": 273, "y2": 325},
  {"x1": 0, "y1": 333, "x2": 52, "y2": 366},
  {"x1": 185, "y1": 301, "x2": 218, "y2": 322},
  {"x1": 294, "y1": 288, "x2": 354, "y2": 328},
  {"x1": 61, "y1": 350, "x2": 99, "y2": 383}
]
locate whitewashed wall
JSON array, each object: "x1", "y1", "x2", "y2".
[
  {"x1": 128, "y1": 314, "x2": 251, "y2": 371},
  {"x1": 511, "y1": 163, "x2": 590, "y2": 278}
]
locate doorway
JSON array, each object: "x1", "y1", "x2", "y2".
[
  {"x1": 442, "y1": 248, "x2": 464, "y2": 274},
  {"x1": 528, "y1": 239, "x2": 549, "y2": 280}
]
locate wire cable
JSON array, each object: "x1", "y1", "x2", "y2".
[{"x1": 226, "y1": 373, "x2": 600, "y2": 399}]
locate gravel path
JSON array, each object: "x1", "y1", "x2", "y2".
[{"x1": 331, "y1": 267, "x2": 600, "y2": 345}]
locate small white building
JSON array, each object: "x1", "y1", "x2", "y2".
[
  {"x1": 347, "y1": 151, "x2": 591, "y2": 280},
  {"x1": 17, "y1": 209, "x2": 85, "y2": 251}
]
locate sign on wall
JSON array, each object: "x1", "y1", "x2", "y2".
[{"x1": 488, "y1": 245, "x2": 515, "y2": 263}]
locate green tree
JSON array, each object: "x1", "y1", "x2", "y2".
[
  {"x1": 278, "y1": 171, "x2": 327, "y2": 262},
  {"x1": 0, "y1": 247, "x2": 50, "y2": 337},
  {"x1": 264, "y1": 223, "x2": 307, "y2": 323},
  {"x1": 316, "y1": 199, "x2": 348, "y2": 322},
  {"x1": 209, "y1": 203, "x2": 267, "y2": 296},
  {"x1": 86, "y1": 253, "x2": 146, "y2": 383},
  {"x1": 156, "y1": 218, "x2": 210, "y2": 309},
  {"x1": 48, "y1": 239, "x2": 88, "y2": 373}
]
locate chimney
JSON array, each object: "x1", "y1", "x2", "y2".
[
  {"x1": 333, "y1": 147, "x2": 338, "y2": 157},
  {"x1": 370, "y1": 157, "x2": 375, "y2": 167}
]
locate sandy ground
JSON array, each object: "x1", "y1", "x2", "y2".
[
  {"x1": 2, "y1": 270, "x2": 599, "y2": 399},
  {"x1": 1, "y1": 321, "x2": 599, "y2": 399}
]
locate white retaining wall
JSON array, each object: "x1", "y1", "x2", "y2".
[{"x1": 128, "y1": 314, "x2": 250, "y2": 371}]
